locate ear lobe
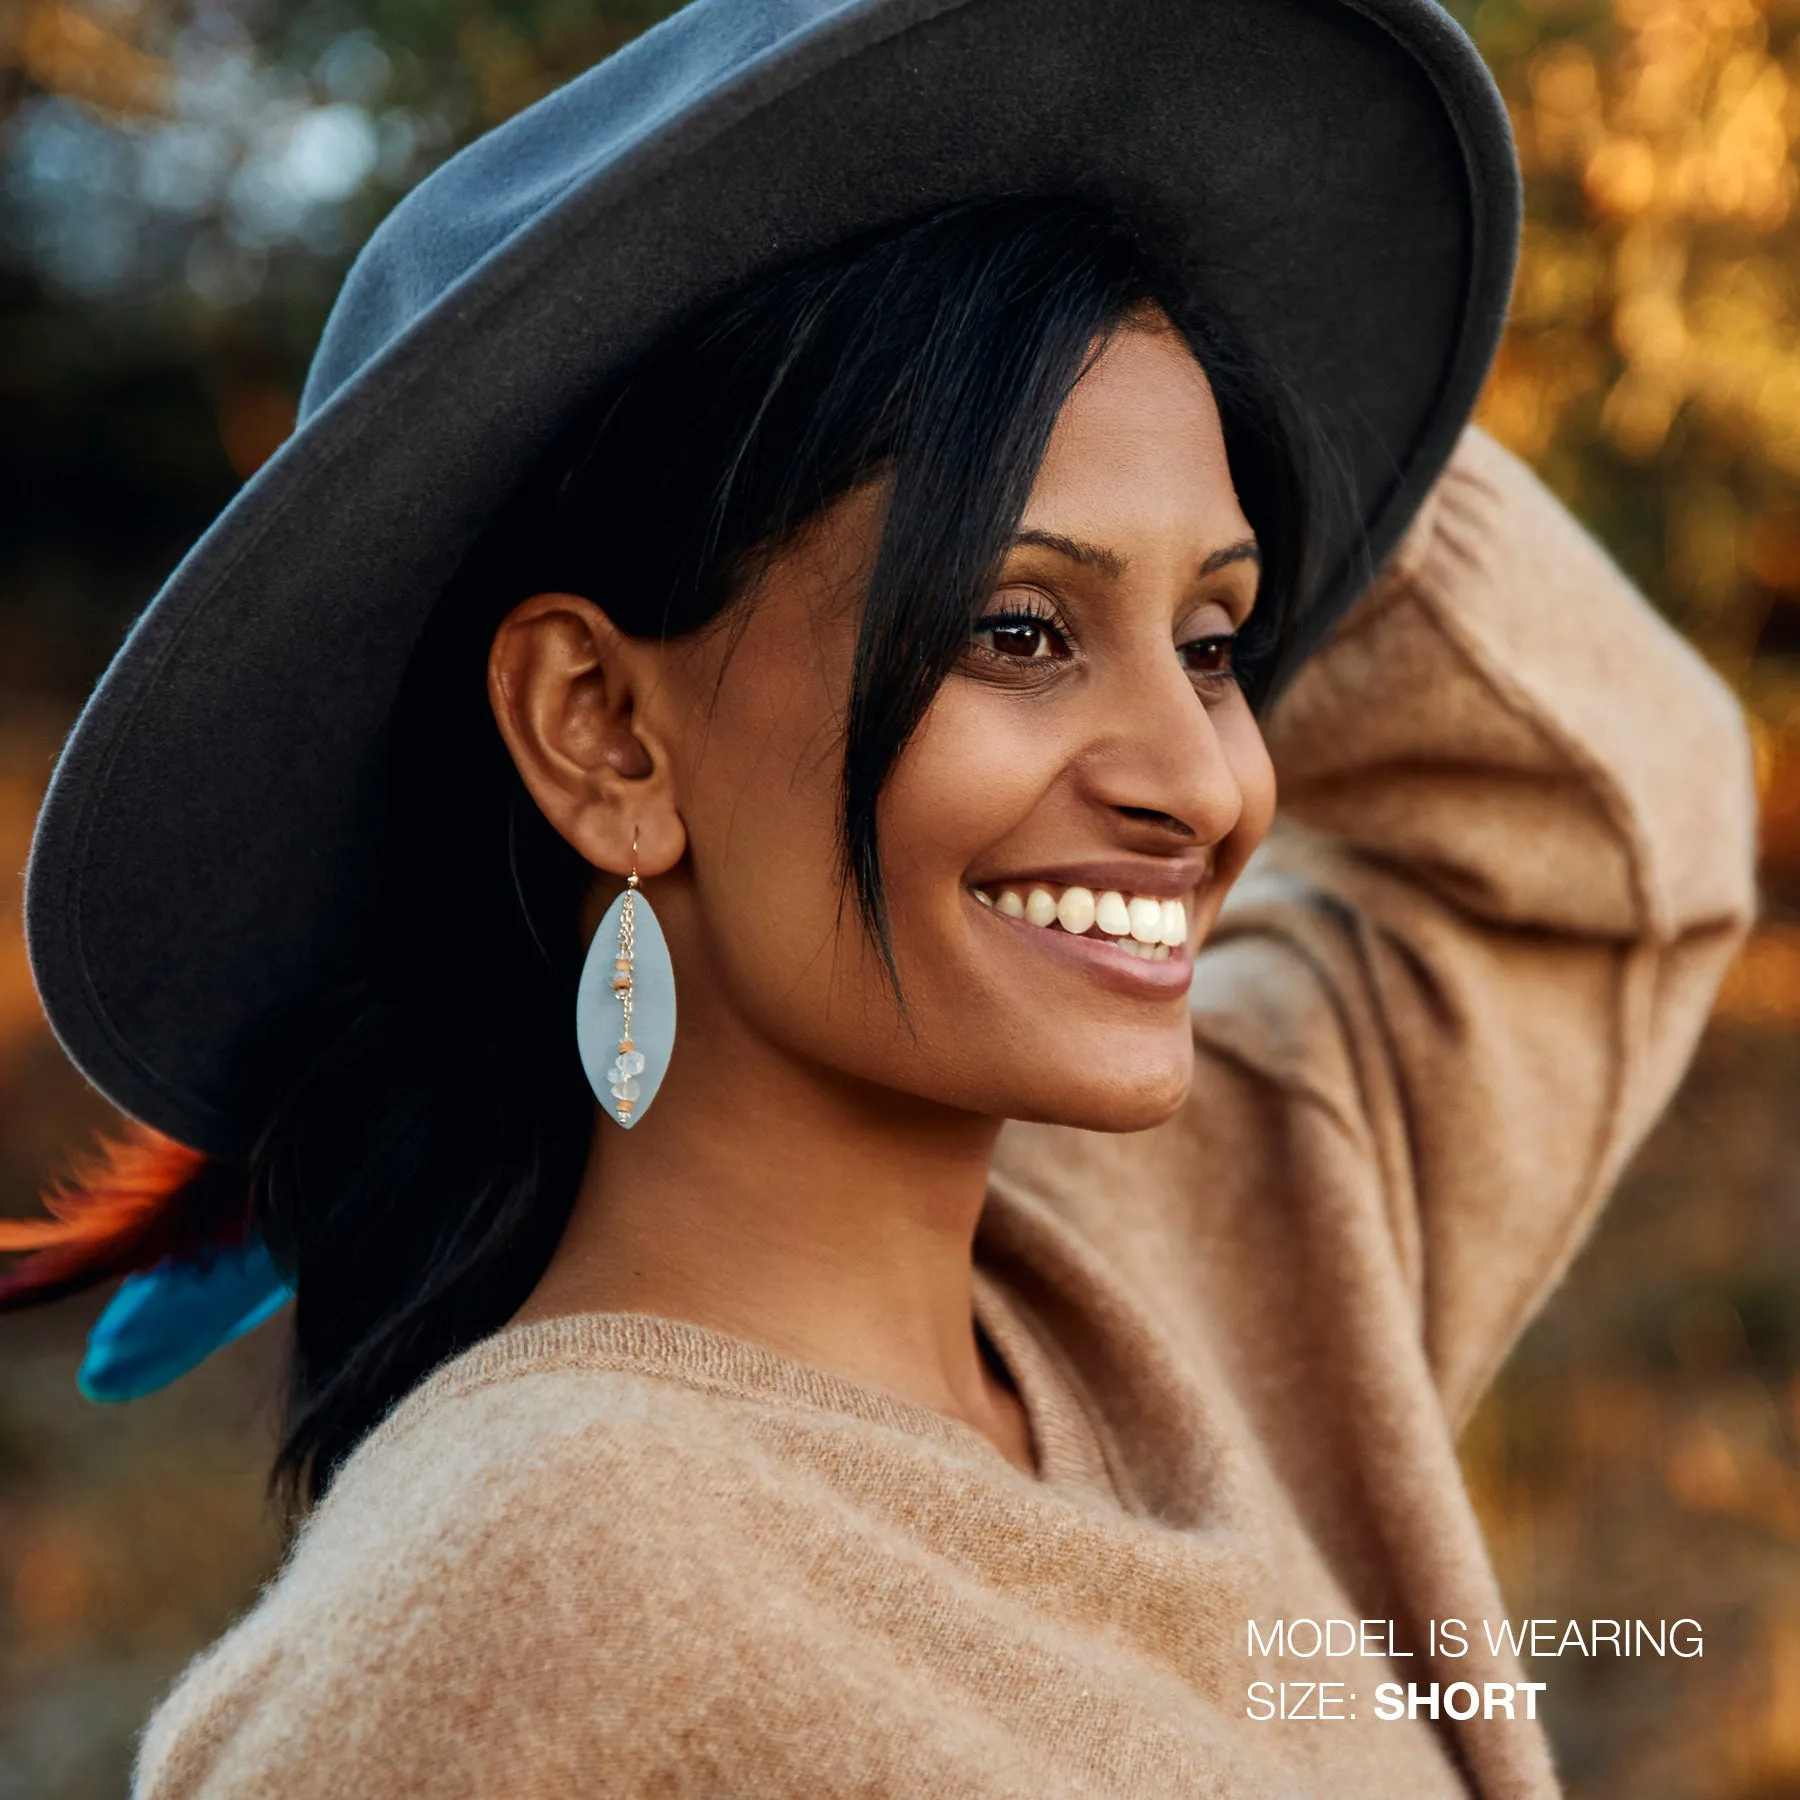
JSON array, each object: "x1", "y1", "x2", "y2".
[{"x1": 487, "y1": 592, "x2": 685, "y2": 877}]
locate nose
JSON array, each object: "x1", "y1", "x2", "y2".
[{"x1": 1076, "y1": 645, "x2": 1246, "y2": 848}]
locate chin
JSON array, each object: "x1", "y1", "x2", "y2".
[{"x1": 1002, "y1": 1057, "x2": 1194, "y2": 1135}]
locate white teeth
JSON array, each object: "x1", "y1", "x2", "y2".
[
  {"x1": 980, "y1": 881, "x2": 1190, "y2": 959},
  {"x1": 1094, "y1": 890, "x2": 1132, "y2": 936},
  {"x1": 1113, "y1": 938, "x2": 1171, "y2": 961},
  {"x1": 1056, "y1": 886, "x2": 1096, "y2": 935}
]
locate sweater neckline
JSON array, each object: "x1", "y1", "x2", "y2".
[
  {"x1": 970, "y1": 1265, "x2": 1120, "y2": 1502},
  {"x1": 383, "y1": 1249, "x2": 1116, "y2": 1504}
]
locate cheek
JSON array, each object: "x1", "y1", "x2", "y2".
[
  {"x1": 1234, "y1": 712, "x2": 1279, "y2": 851},
  {"x1": 878, "y1": 690, "x2": 1056, "y2": 897},
  {"x1": 676, "y1": 661, "x2": 871, "y2": 1019},
  {"x1": 662, "y1": 626, "x2": 975, "y2": 1070},
  {"x1": 681, "y1": 666, "x2": 1063, "y2": 1084},
  {"x1": 1200, "y1": 705, "x2": 1277, "y2": 917}
]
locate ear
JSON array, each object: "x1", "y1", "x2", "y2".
[{"x1": 487, "y1": 592, "x2": 687, "y2": 878}]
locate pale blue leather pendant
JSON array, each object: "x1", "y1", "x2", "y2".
[{"x1": 576, "y1": 884, "x2": 675, "y2": 1128}]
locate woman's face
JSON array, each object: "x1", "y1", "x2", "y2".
[{"x1": 500, "y1": 306, "x2": 1277, "y2": 1132}]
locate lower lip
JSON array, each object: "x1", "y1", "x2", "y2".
[{"x1": 969, "y1": 894, "x2": 1195, "y2": 998}]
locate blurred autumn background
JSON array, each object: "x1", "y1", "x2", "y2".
[{"x1": 0, "y1": 0, "x2": 1797, "y2": 1791}]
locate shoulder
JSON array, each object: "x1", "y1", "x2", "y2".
[
  {"x1": 131, "y1": 1335, "x2": 805, "y2": 1799},
  {"x1": 323, "y1": 1325, "x2": 785, "y2": 1570}
]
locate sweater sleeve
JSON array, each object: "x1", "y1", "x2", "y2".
[{"x1": 1197, "y1": 424, "x2": 1758, "y2": 1430}]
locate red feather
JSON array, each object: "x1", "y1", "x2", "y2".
[{"x1": 0, "y1": 1122, "x2": 252, "y2": 1310}]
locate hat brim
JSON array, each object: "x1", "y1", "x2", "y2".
[{"x1": 25, "y1": 0, "x2": 1518, "y2": 1154}]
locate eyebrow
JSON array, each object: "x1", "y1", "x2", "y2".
[{"x1": 1010, "y1": 529, "x2": 1260, "y2": 582}]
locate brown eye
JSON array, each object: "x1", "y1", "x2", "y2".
[
  {"x1": 1180, "y1": 633, "x2": 1238, "y2": 682},
  {"x1": 970, "y1": 612, "x2": 1069, "y2": 660}
]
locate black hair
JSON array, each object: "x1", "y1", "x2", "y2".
[{"x1": 252, "y1": 192, "x2": 1322, "y2": 1506}]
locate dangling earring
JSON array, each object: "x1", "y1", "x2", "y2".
[{"x1": 576, "y1": 826, "x2": 676, "y2": 1129}]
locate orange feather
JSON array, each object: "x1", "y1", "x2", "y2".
[{"x1": 0, "y1": 1122, "x2": 251, "y2": 1310}]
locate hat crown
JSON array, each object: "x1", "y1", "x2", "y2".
[{"x1": 300, "y1": 0, "x2": 866, "y2": 423}]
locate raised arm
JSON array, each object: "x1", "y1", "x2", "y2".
[{"x1": 1200, "y1": 424, "x2": 1758, "y2": 1428}]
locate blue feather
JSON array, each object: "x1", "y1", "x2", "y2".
[{"x1": 79, "y1": 1236, "x2": 294, "y2": 1403}]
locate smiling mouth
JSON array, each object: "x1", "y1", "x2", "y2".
[{"x1": 967, "y1": 880, "x2": 1190, "y2": 962}]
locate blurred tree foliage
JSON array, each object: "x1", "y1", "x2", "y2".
[
  {"x1": 0, "y1": 0, "x2": 679, "y2": 701},
  {"x1": 1472, "y1": 0, "x2": 1800, "y2": 630},
  {"x1": 1456, "y1": 0, "x2": 1800, "y2": 921}
]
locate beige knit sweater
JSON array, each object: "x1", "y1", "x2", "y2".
[{"x1": 132, "y1": 427, "x2": 1758, "y2": 1799}]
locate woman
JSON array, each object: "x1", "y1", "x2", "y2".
[{"x1": 2, "y1": 0, "x2": 1756, "y2": 1794}]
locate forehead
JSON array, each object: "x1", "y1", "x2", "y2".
[{"x1": 1021, "y1": 319, "x2": 1249, "y2": 546}]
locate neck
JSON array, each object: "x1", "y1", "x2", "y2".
[{"x1": 511, "y1": 1018, "x2": 1024, "y2": 1459}]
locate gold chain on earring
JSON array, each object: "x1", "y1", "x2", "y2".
[{"x1": 607, "y1": 828, "x2": 643, "y2": 1121}]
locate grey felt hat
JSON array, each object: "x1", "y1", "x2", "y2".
[{"x1": 24, "y1": 0, "x2": 1520, "y2": 1157}]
